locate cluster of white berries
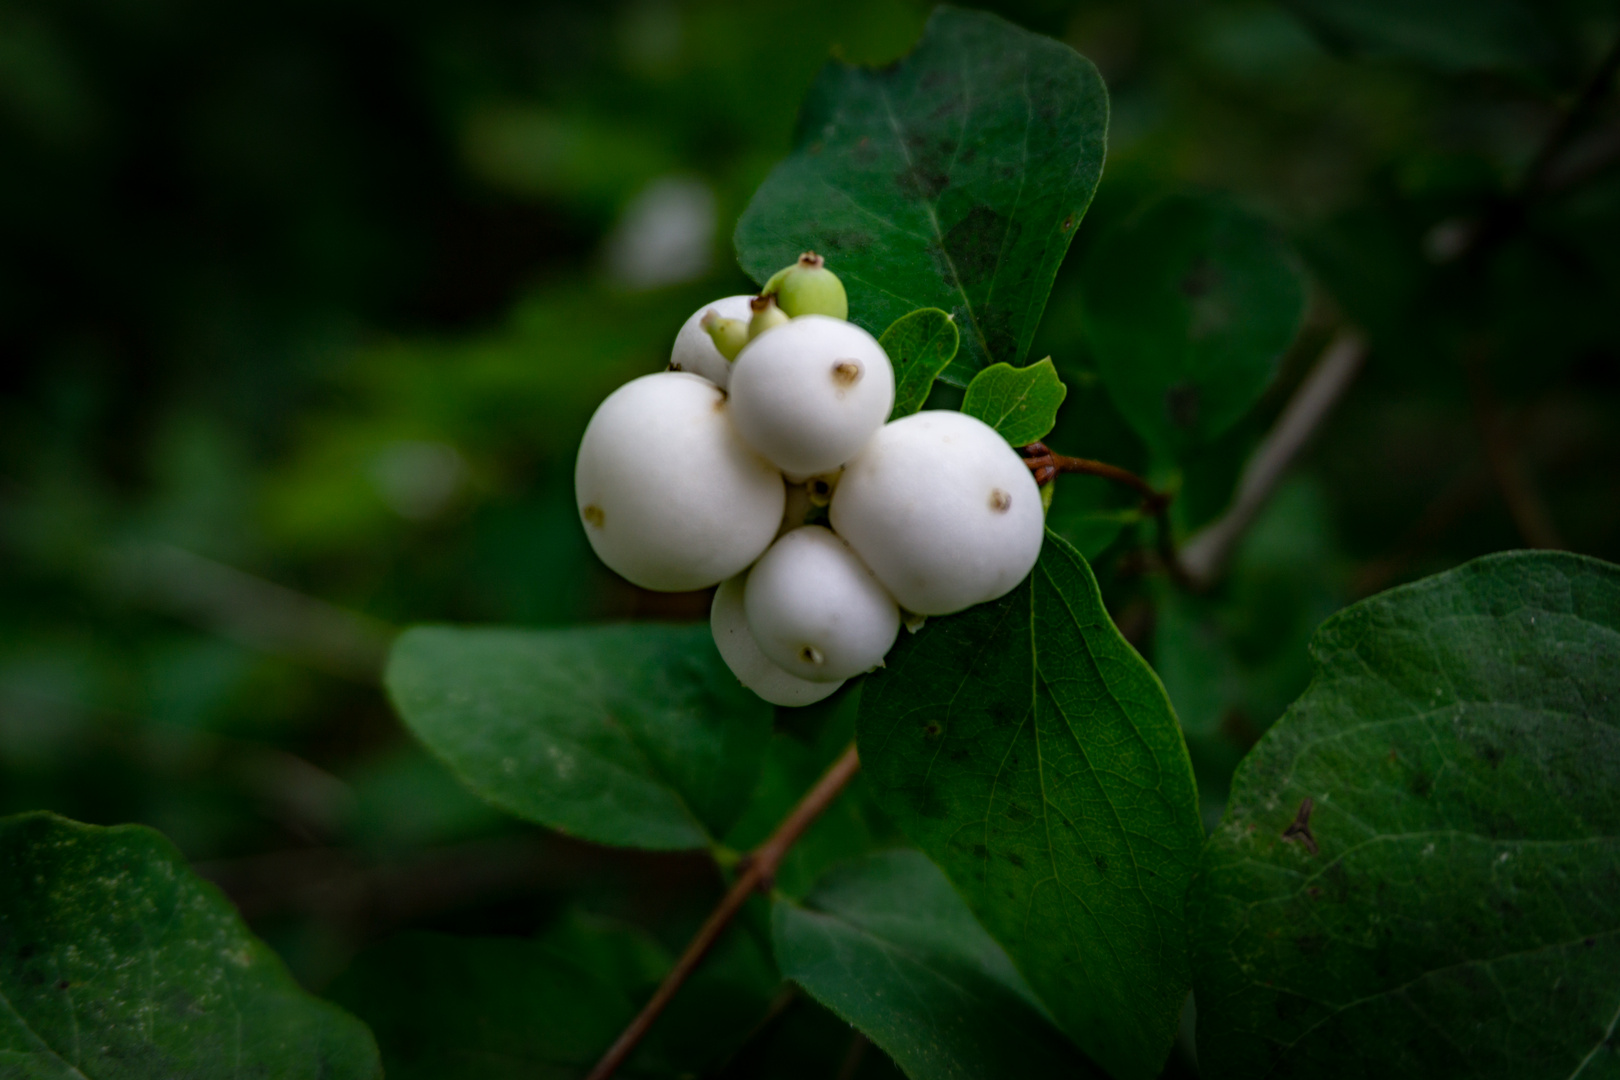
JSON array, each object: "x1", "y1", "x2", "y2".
[{"x1": 575, "y1": 254, "x2": 1044, "y2": 706}]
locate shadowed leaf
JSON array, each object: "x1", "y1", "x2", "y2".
[
  {"x1": 0, "y1": 812, "x2": 381, "y2": 1080},
  {"x1": 385, "y1": 624, "x2": 773, "y2": 851},
  {"x1": 775, "y1": 849, "x2": 1106, "y2": 1080},
  {"x1": 858, "y1": 533, "x2": 1202, "y2": 1080},
  {"x1": 737, "y1": 7, "x2": 1109, "y2": 385},
  {"x1": 1191, "y1": 550, "x2": 1620, "y2": 1079}
]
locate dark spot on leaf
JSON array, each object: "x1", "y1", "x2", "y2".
[
  {"x1": 923, "y1": 722, "x2": 942, "y2": 738},
  {"x1": 1095, "y1": 855, "x2": 1108, "y2": 873},
  {"x1": 1295, "y1": 934, "x2": 1326, "y2": 955},
  {"x1": 973, "y1": 844, "x2": 988, "y2": 859},
  {"x1": 1061, "y1": 214, "x2": 1075, "y2": 232},
  {"x1": 1477, "y1": 743, "x2": 1505, "y2": 768},
  {"x1": 942, "y1": 205, "x2": 1019, "y2": 292},
  {"x1": 1165, "y1": 383, "x2": 1200, "y2": 430},
  {"x1": 1410, "y1": 771, "x2": 1434, "y2": 798},
  {"x1": 56, "y1": 979, "x2": 70, "y2": 990},
  {"x1": 1306, "y1": 886, "x2": 1321, "y2": 899},
  {"x1": 1008, "y1": 852, "x2": 1025, "y2": 868},
  {"x1": 18, "y1": 943, "x2": 36, "y2": 960}
]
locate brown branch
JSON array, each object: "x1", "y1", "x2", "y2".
[
  {"x1": 586, "y1": 742, "x2": 863, "y2": 1080},
  {"x1": 1020, "y1": 443, "x2": 1188, "y2": 582},
  {"x1": 1179, "y1": 329, "x2": 1368, "y2": 588}
]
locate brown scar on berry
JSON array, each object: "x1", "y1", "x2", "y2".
[
  {"x1": 832, "y1": 360, "x2": 863, "y2": 385},
  {"x1": 988, "y1": 488, "x2": 1012, "y2": 512},
  {"x1": 1282, "y1": 797, "x2": 1318, "y2": 855},
  {"x1": 582, "y1": 505, "x2": 605, "y2": 528}
]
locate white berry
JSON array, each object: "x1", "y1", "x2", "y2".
[
  {"x1": 670, "y1": 294, "x2": 755, "y2": 389},
  {"x1": 744, "y1": 526, "x2": 899, "y2": 682},
  {"x1": 575, "y1": 371, "x2": 783, "y2": 591},
  {"x1": 711, "y1": 575, "x2": 843, "y2": 707},
  {"x1": 728, "y1": 315, "x2": 894, "y2": 478},
  {"x1": 829, "y1": 410, "x2": 1044, "y2": 616}
]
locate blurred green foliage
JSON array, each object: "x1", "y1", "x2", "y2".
[{"x1": 2, "y1": 0, "x2": 1618, "y2": 1074}]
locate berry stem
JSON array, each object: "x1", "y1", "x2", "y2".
[
  {"x1": 585, "y1": 741, "x2": 862, "y2": 1080},
  {"x1": 1019, "y1": 442, "x2": 1189, "y2": 584}
]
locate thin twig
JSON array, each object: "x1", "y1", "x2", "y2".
[
  {"x1": 1438, "y1": 29, "x2": 1620, "y2": 262},
  {"x1": 585, "y1": 743, "x2": 863, "y2": 1080},
  {"x1": 1179, "y1": 329, "x2": 1368, "y2": 588},
  {"x1": 1020, "y1": 443, "x2": 1188, "y2": 581}
]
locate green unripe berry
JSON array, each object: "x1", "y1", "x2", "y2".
[
  {"x1": 748, "y1": 293, "x2": 790, "y2": 340},
  {"x1": 700, "y1": 310, "x2": 749, "y2": 362},
  {"x1": 768, "y1": 252, "x2": 848, "y2": 320}
]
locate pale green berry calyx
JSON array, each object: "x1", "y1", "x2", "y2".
[
  {"x1": 765, "y1": 251, "x2": 848, "y2": 321},
  {"x1": 700, "y1": 309, "x2": 749, "y2": 362},
  {"x1": 747, "y1": 293, "x2": 791, "y2": 340}
]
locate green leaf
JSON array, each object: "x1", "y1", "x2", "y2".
[
  {"x1": 0, "y1": 812, "x2": 380, "y2": 1079},
  {"x1": 775, "y1": 849, "x2": 1106, "y2": 1080},
  {"x1": 1286, "y1": 0, "x2": 1555, "y2": 76},
  {"x1": 881, "y1": 308, "x2": 961, "y2": 418},
  {"x1": 736, "y1": 7, "x2": 1109, "y2": 386},
  {"x1": 858, "y1": 533, "x2": 1203, "y2": 1080},
  {"x1": 1080, "y1": 194, "x2": 1306, "y2": 456},
  {"x1": 961, "y1": 357, "x2": 1068, "y2": 445},
  {"x1": 384, "y1": 624, "x2": 773, "y2": 851},
  {"x1": 1190, "y1": 550, "x2": 1620, "y2": 1080}
]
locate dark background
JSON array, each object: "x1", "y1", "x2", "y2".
[{"x1": 2, "y1": 0, "x2": 1617, "y2": 1074}]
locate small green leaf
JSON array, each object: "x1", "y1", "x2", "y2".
[
  {"x1": 0, "y1": 812, "x2": 381, "y2": 1079},
  {"x1": 775, "y1": 849, "x2": 1106, "y2": 1080},
  {"x1": 1287, "y1": 0, "x2": 1555, "y2": 76},
  {"x1": 881, "y1": 308, "x2": 960, "y2": 418},
  {"x1": 384, "y1": 624, "x2": 773, "y2": 851},
  {"x1": 858, "y1": 533, "x2": 1203, "y2": 1080},
  {"x1": 736, "y1": 7, "x2": 1108, "y2": 385},
  {"x1": 1080, "y1": 194, "x2": 1306, "y2": 457},
  {"x1": 1191, "y1": 550, "x2": 1620, "y2": 1079},
  {"x1": 961, "y1": 357, "x2": 1068, "y2": 445}
]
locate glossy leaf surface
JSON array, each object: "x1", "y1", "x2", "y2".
[
  {"x1": 1191, "y1": 551, "x2": 1620, "y2": 1079},
  {"x1": 858, "y1": 534, "x2": 1202, "y2": 1080},
  {"x1": 0, "y1": 812, "x2": 380, "y2": 1079},
  {"x1": 736, "y1": 6, "x2": 1108, "y2": 385},
  {"x1": 385, "y1": 624, "x2": 773, "y2": 850}
]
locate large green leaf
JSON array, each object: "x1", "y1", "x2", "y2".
[
  {"x1": 736, "y1": 7, "x2": 1108, "y2": 386},
  {"x1": 0, "y1": 812, "x2": 380, "y2": 1079},
  {"x1": 1287, "y1": 0, "x2": 1555, "y2": 76},
  {"x1": 384, "y1": 624, "x2": 773, "y2": 851},
  {"x1": 1080, "y1": 195, "x2": 1306, "y2": 457},
  {"x1": 775, "y1": 849, "x2": 1105, "y2": 1080},
  {"x1": 1190, "y1": 550, "x2": 1620, "y2": 1079},
  {"x1": 858, "y1": 533, "x2": 1203, "y2": 1080}
]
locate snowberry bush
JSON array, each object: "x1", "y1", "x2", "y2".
[{"x1": 4, "y1": 9, "x2": 1615, "y2": 1080}]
